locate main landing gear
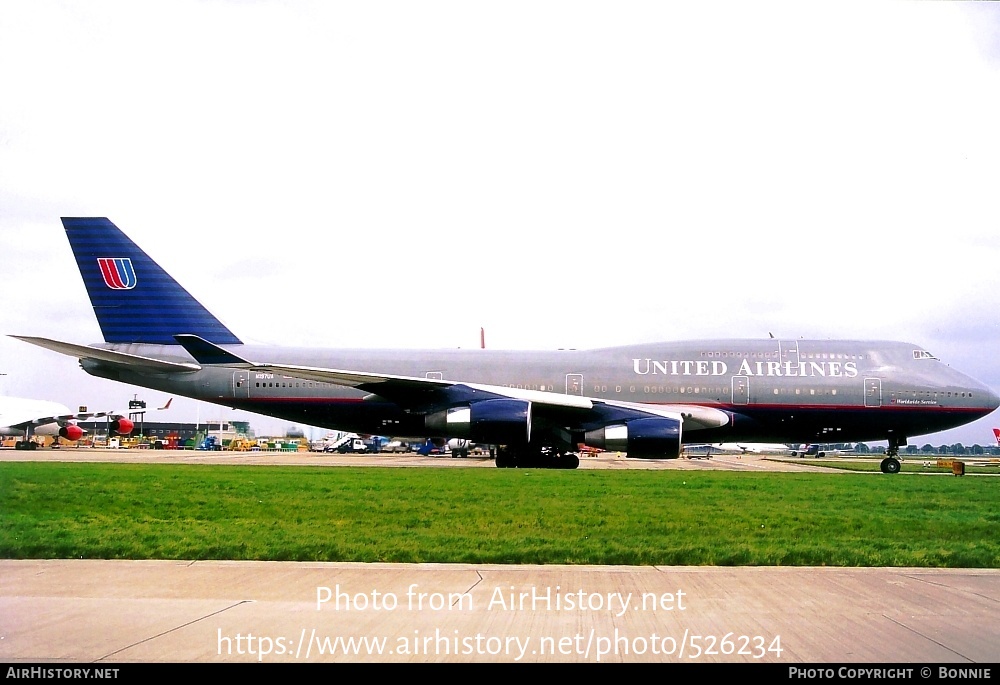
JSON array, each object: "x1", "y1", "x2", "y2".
[
  {"x1": 14, "y1": 428, "x2": 40, "y2": 450},
  {"x1": 494, "y1": 445, "x2": 580, "y2": 469},
  {"x1": 879, "y1": 457, "x2": 901, "y2": 474},
  {"x1": 879, "y1": 436, "x2": 905, "y2": 474}
]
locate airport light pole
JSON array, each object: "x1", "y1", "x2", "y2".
[{"x1": 128, "y1": 396, "x2": 146, "y2": 438}]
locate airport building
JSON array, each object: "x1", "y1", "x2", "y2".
[{"x1": 76, "y1": 420, "x2": 249, "y2": 443}]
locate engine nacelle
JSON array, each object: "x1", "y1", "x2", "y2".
[
  {"x1": 584, "y1": 416, "x2": 682, "y2": 459},
  {"x1": 59, "y1": 424, "x2": 84, "y2": 441},
  {"x1": 110, "y1": 417, "x2": 134, "y2": 435},
  {"x1": 425, "y1": 399, "x2": 531, "y2": 445}
]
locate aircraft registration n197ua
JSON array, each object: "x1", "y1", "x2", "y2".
[{"x1": 12, "y1": 218, "x2": 1000, "y2": 472}]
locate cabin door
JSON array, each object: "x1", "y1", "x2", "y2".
[
  {"x1": 233, "y1": 371, "x2": 250, "y2": 398},
  {"x1": 732, "y1": 375, "x2": 749, "y2": 405},
  {"x1": 864, "y1": 378, "x2": 882, "y2": 408},
  {"x1": 777, "y1": 340, "x2": 800, "y2": 366},
  {"x1": 566, "y1": 374, "x2": 583, "y2": 396}
]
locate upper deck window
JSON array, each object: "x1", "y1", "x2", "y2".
[{"x1": 913, "y1": 350, "x2": 939, "y2": 360}]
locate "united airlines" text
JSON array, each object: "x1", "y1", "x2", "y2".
[{"x1": 632, "y1": 359, "x2": 858, "y2": 378}]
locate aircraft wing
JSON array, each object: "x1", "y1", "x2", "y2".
[
  {"x1": 245, "y1": 361, "x2": 729, "y2": 434},
  {"x1": 6, "y1": 410, "x2": 115, "y2": 429},
  {"x1": 172, "y1": 335, "x2": 730, "y2": 431},
  {"x1": 0, "y1": 398, "x2": 114, "y2": 431}
]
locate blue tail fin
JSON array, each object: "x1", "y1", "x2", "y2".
[{"x1": 62, "y1": 217, "x2": 242, "y2": 345}]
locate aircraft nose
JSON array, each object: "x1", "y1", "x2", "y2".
[
  {"x1": 969, "y1": 376, "x2": 1000, "y2": 414},
  {"x1": 984, "y1": 386, "x2": 1000, "y2": 413}
]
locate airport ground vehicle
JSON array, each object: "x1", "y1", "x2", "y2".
[
  {"x1": 197, "y1": 435, "x2": 222, "y2": 451},
  {"x1": 416, "y1": 440, "x2": 447, "y2": 456},
  {"x1": 334, "y1": 438, "x2": 367, "y2": 454}
]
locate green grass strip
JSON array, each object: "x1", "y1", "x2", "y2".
[
  {"x1": 789, "y1": 459, "x2": 1000, "y2": 474},
  {"x1": 2, "y1": 462, "x2": 998, "y2": 566}
]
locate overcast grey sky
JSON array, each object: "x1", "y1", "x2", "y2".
[{"x1": 2, "y1": 1, "x2": 1000, "y2": 444}]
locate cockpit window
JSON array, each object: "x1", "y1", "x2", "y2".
[{"x1": 913, "y1": 350, "x2": 939, "y2": 360}]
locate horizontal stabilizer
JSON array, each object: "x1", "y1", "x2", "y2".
[
  {"x1": 10, "y1": 336, "x2": 201, "y2": 372},
  {"x1": 174, "y1": 334, "x2": 251, "y2": 365}
]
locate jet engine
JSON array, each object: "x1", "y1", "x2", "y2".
[
  {"x1": 110, "y1": 417, "x2": 134, "y2": 435},
  {"x1": 59, "y1": 424, "x2": 84, "y2": 441},
  {"x1": 584, "y1": 416, "x2": 682, "y2": 459},
  {"x1": 425, "y1": 399, "x2": 531, "y2": 445}
]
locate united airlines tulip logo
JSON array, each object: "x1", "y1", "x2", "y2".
[{"x1": 97, "y1": 257, "x2": 137, "y2": 290}]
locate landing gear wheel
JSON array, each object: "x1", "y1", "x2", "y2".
[
  {"x1": 880, "y1": 457, "x2": 901, "y2": 474},
  {"x1": 495, "y1": 448, "x2": 513, "y2": 468},
  {"x1": 493, "y1": 445, "x2": 579, "y2": 469}
]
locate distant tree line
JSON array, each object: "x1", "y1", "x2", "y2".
[{"x1": 851, "y1": 443, "x2": 997, "y2": 456}]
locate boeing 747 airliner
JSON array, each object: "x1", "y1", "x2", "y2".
[{"x1": 12, "y1": 218, "x2": 999, "y2": 471}]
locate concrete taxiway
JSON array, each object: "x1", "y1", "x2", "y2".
[
  {"x1": 3, "y1": 449, "x2": 996, "y2": 663},
  {"x1": 2, "y1": 560, "x2": 998, "y2": 663},
  {"x1": 0, "y1": 447, "x2": 836, "y2": 472}
]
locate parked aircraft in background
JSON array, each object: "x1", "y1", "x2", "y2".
[
  {"x1": 993, "y1": 428, "x2": 1000, "y2": 447},
  {"x1": 789, "y1": 444, "x2": 856, "y2": 458},
  {"x1": 710, "y1": 443, "x2": 790, "y2": 454},
  {"x1": 12, "y1": 218, "x2": 1000, "y2": 472},
  {"x1": 0, "y1": 395, "x2": 132, "y2": 449},
  {"x1": 446, "y1": 438, "x2": 467, "y2": 457}
]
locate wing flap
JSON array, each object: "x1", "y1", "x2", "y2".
[{"x1": 598, "y1": 400, "x2": 731, "y2": 430}]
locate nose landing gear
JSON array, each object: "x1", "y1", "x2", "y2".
[{"x1": 880, "y1": 436, "x2": 905, "y2": 474}]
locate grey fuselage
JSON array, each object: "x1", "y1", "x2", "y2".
[{"x1": 81, "y1": 338, "x2": 999, "y2": 446}]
